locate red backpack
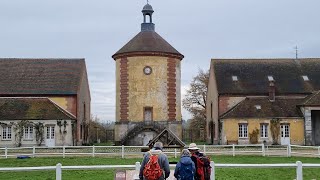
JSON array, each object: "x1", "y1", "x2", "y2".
[
  {"x1": 143, "y1": 152, "x2": 163, "y2": 180},
  {"x1": 193, "y1": 154, "x2": 211, "y2": 180}
]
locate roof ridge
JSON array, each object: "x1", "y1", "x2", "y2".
[
  {"x1": 211, "y1": 58, "x2": 320, "y2": 61},
  {"x1": 0, "y1": 58, "x2": 85, "y2": 60}
]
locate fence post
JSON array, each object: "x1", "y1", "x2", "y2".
[
  {"x1": 262, "y1": 144, "x2": 265, "y2": 157},
  {"x1": 287, "y1": 144, "x2": 291, "y2": 157},
  {"x1": 296, "y1": 161, "x2": 303, "y2": 180},
  {"x1": 56, "y1": 163, "x2": 62, "y2": 180},
  {"x1": 210, "y1": 161, "x2": 215, "y2": 180},
  {"x1": 122, "y1": 145, "x2": 125, "y2": 159},
  {"x1": 92, "y1": 145, "x2": 95, "y2": 157},
  {"x1": 63, "y1": 146, "x2": 65, "y2": 159},
  {"x1": 266, "y1": 145, "x2": 269, "y2": 156},
  {"x1": 318, "y1": 146, "x2": 320, "y2": 158},
  {"x1": 204, "y1": 144, "x2": 206, "y2": 154},
  {"x1": 33, "y1": 146, "x2": 36, "y2": 158},
  {"x1": 135, "y1": 161, "x2": 141, "y2": 171},
  {"x1": 174, "y1": 148, "x2": 177, "y2": 158},
  {"x1": 134, "y1": 162, "x2": 141, "y2": 180},
  {"x1": 5, "y1": 147, "x2": 8, "y2": 159},
  {"x1": 232, "y1": 144, "x2": 235, "y2": 157}
]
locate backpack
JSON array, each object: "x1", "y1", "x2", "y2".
[
  {"x1": 143, "y1": 152, "x2": 163, "y2": 180},
  {"x1": 178, "y1": 162, "x2": 194, "y2": 180},
  {"x1": 193, "y1": 154, "x2": 211, "y2": 180}
]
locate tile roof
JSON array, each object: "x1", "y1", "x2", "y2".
[
  {"x1": 220, "y1": 97, "x2": 304, "y2": 119},
  {"x1": 0, "y1": 58, "x2": 86, "y2": 95},
  {"x1": 112, "y1": 31, "x2": 183, "y2": 59},
  {"x1": 0, "y1": 97, "x2": 76, "y2": 120},
  {"x1": 212, "y1": 58, "x2": 320, "y2": 95},
  {"x1": 300, "y1": 90, "x2": 320, "y2": 106}
]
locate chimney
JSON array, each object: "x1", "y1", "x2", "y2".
[{"x1": 269, "y1": 80, "x2": 275, "y2": 102}]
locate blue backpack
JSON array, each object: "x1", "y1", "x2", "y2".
[{"x1": 179, "y1": 162, "x2": 194, "y2": 180}]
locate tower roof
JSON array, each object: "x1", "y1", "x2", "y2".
[
  {"x1": 112, "y1": 3, "x2": 183, "y2": 60},
  {"x1": 142, "y1": 3, "x2": 154, "y2": 13},
  {"x1": 112, "y1": 31, "x2": 183, "y2": 60}
]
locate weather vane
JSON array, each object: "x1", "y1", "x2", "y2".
[{"x1": 147, "y1": 0, "x2": 149, "y2": 4}]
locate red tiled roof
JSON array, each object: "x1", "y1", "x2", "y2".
[
  {"x1": 0, "y1": 97, "x2": 76, "y2": 120},
  {"x1": 0, "y1": 58, "x2": 86, "y2": 95}
]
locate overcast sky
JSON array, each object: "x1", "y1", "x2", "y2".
[{"x1": 0, "y1": 0, "x2": 319, "y2": 122}]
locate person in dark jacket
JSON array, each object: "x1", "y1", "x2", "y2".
[
  {"x1": 139, "y1": 142, "x2": 170, "y2": 180},
  {"x1": 174, "y1": 149, "x2": 195, "y2": 180}
]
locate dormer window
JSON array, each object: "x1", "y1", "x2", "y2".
[
  {"x1": 268, "y1": 76, "x2": 274, "y2": 81},
  {"x1": 232, "y1": 76, "x2": 238, "y2": 81},
  {"x1": 302, "y1": 75, "x2": 309, "y2": 81},
  {"x1": 255, "y1": 105, "x2": 261, "y2": 110}
]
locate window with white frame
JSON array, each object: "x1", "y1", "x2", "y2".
[
  {"x1": 232, "y1": 76, "x2": 238, "y2": 81},
  {"x1": 2, "y1": 126, "x2": 12, "y2": 140},
  {"x1": 267, "y1": 76, "x2": 274, "y2": 81},
  {"x1": 260, "y1": 124, "x2": 268, "y2": 138},
  {"x1": 24, "y1": 126, "x2": 33, "y2": 140},
  {"x1": 302, "y1": 75, "x2": 309, "y2": 81},
  {"x1": 238, "y1": 124, "x2": 248, "y2": 138}
]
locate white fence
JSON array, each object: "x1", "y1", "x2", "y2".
[
  {"x1": 1, "y1": 161, "x2": 320, "y2": 180},
  {"x1": 1, "y1": 144, "x2": 320, "y2": 158}
]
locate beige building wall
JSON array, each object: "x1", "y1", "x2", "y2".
[
  {"x1": 115, "y1": 60, "x2": 121, "y2": 121},
  {"x1": 0, "y1": 120, "x2": 74, "y2": 147},
  {"x1": 127, "y1": 56, "x2": 168, "y2": 121},
  {"x1": 222, "y1": 118, "x2": 304, "y2": 145},
  {"x1": 206, "y1": 63, "x2": 219, "y2": 143},
  {"x1": 115, "y1": 56, "x2": 182, "y2": 122}
]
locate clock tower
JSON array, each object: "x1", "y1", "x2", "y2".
[{"x1": 112, "y1": 3, "x2": 184, "y2": 145}]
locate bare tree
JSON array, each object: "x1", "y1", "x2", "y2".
[
  {"x1": 182, "y1": 69, "x2": 209, "y2": 141},
  {"x1": 88, "y1": 115, "x2": 114, "y2": 144}
]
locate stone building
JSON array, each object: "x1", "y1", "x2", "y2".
[
  {"x1": 0, "y1": 59, "x2": 91, "y2": 147},
  {"x1": 112, "y1": 3, "x2": 184, "y2": 145},
  {"x1": 206, "y1": 58, "x2": 320, "y2": 145}
]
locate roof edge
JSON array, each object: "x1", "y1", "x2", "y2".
[
  {"x1": 112, "y1": 51, "x2": 184, "y2": 60},
  {"x1": 48, "y1": 99, "x2": 77, "y2": 120},
  {"x1": 211, "y1": 58, "x2": 320, "y2": 61}
]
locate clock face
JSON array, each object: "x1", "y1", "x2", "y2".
[{"x1": 143, "y1": 66, "x2": 152, "y2": 75}]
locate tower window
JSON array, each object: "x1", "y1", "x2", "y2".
[
  {"x1": 232, "y1": 76, "x2": 238, "y2": 81},
  {"x1": 302, "y1": 75, "x2": 309, "y2": 81},
  {"x1": 267, "y1": 76, "x2": 274, "y2": 81}
]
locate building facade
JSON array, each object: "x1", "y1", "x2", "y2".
[
  {"x1": 0, "y1": 59, "x2": 91, "y2": 147},
  {"x1": 206, "y1": 59, "x2": 320, "y2": 145},
  {"x1": 112, "y1": 3, "x2": 184, "y2": 145}
]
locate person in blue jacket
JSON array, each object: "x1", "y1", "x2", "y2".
[{"x1": 174, "y1": 149, "x2": 196, "y2": 180}]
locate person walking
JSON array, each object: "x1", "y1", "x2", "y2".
[
  {"x1": 139, "y1": 142, "x2": 170, "y2": 180},
  {"x1": 174, "y1": 149, "x2": 195, "y2": 180},
  {"x1": 188, "y1": 143, "x2": 211, "y2": 180}
]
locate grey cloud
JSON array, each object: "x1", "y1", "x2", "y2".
[{"x1": 1, "y1": 0, "x2": 320, "y2": 122}]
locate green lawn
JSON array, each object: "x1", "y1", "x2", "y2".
[{"x1": 0, "y1": 156, "x2": 320, "y2": 179}]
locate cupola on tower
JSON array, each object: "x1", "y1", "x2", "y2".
[{"x1": 112, "y1": 3, "x2": 184, "y2": 146}]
